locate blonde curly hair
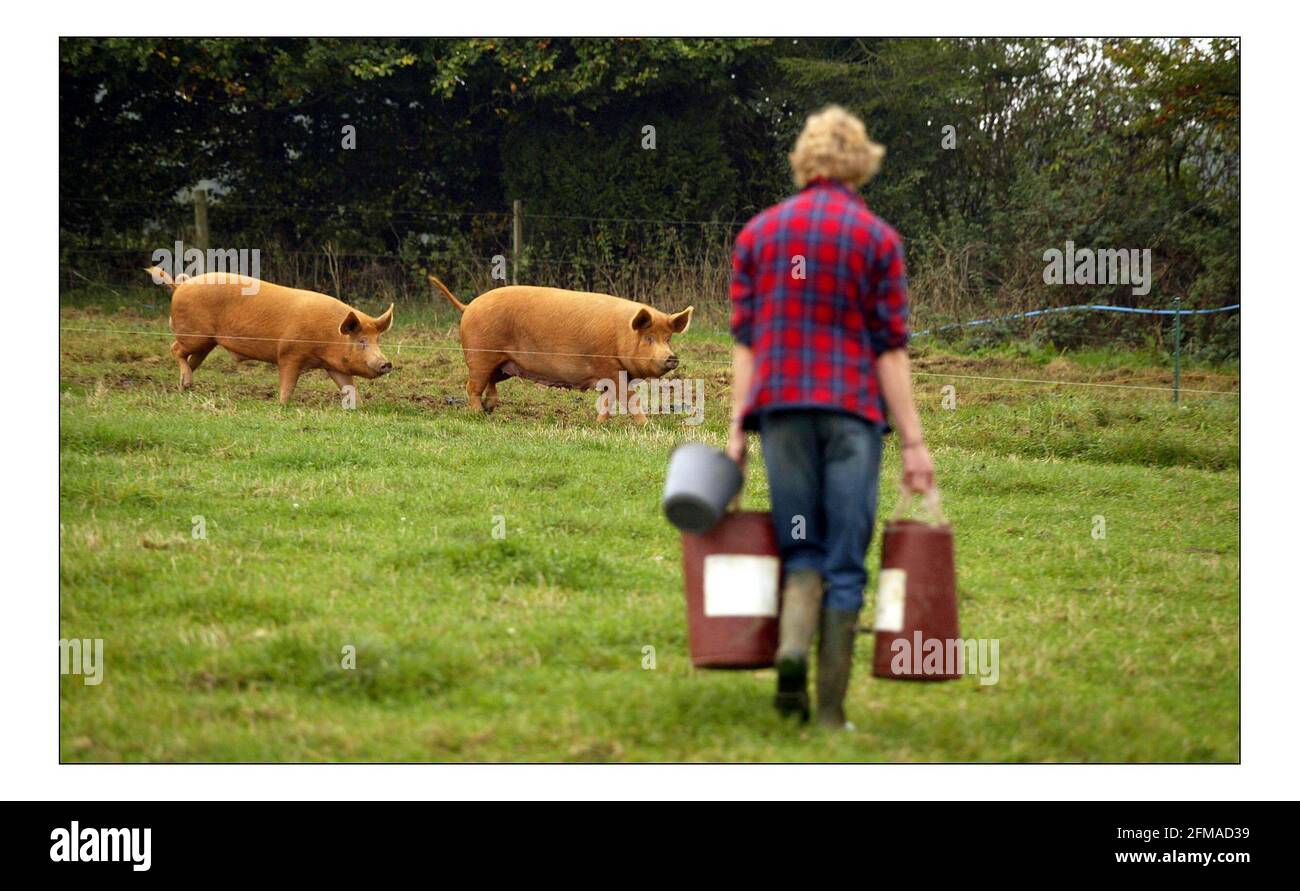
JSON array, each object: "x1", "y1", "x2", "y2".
[{"x1": 789, "y1": 105, "x2": 885, "y2": 189}]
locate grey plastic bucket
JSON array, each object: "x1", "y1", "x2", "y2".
[{"x1": 662, "y1": 442, "x2": 744, "y2": 534}]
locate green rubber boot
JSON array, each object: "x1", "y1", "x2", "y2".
[
  {"x1": 773, "y1": 569, "x2": 823, "y2": 721},
  {"x1": 816, "y1": 608, "x2": 859, "y2": 730}
]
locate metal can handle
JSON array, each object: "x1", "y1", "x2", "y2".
[{"x1": 891, "y1": 484, "x2": 947, "y2": 525}]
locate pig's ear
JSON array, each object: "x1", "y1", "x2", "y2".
[
  {"x1": 670, "y1": 306, "x2": 694, "y2": 334},
  {"x1": 630, "y1": 307, "x2": 653, "y2": 331},
  {"x1": 339, "y1": 311, "x2": 362, "y2": 336},
  {"x1": 374, "y1": 304, "x2": 394, "y2": 334}
]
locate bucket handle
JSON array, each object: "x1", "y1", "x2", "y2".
[
  {"x1": 727, "y1": 458, "x2": 745, "y2": 512},
  {"x1": 891, "y1": 485, "x2": 947, "y2": 525}
]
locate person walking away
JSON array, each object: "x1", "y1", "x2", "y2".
[{"x1": 726, "y1": 105, "x2": 936, "y2": 729}]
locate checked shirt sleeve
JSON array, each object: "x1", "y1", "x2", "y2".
[
  {"x1": 729, "y1": 226, "x2": 756, "y2": 348},
  {"x1": 866, "y1": 227, "x2": 910, "y2": 354}
]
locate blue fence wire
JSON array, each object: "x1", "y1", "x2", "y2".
[{"x1": 913, "y1": 303, "x2": 1241, "y2": 337}]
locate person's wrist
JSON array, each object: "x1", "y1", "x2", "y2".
[{"x1": 901, "y1": 438, "x2": 925, "y2": 450}]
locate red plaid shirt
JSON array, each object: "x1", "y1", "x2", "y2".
[{"x1": 730, "y1": 177, "x2": 910, "y2": 429}]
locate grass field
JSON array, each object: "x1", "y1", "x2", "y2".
[{"x1": 58, "y1": 294, "x2": 1241, "y2": 762}]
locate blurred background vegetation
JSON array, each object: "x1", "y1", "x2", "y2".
[{"x1": 59, "y1": 37, "x2": 1239, "y2": 359}]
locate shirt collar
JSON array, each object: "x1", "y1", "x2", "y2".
[{"x1": 804, "y1": 177, "x2": 866, "y2": 205}]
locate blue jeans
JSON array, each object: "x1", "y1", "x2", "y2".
[{"x1": 759, "y1": 409, "x2": 883, "y2": 613}]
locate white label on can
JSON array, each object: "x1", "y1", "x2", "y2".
[
  {"x1": 703, "y1": 554, "x2": 780, "y2": 617},
  {"x1": 874, "y1": 568, "x2": 907, "y2": 633}
]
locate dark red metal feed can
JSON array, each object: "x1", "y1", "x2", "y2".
[
  {"x1": 681, "y1": 510, "x2": 781, "y2": 669},
  {"x1": 872, "y1": 518, "x2": 961, "y2": 681}
]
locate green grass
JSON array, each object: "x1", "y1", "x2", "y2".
[{"x1": 59, "y1": 303, "x2": 1240, "y2": 762}]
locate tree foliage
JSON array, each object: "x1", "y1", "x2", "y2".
[{"x1": 60, "y1": 37, "x2": 1239, "y2": 355}]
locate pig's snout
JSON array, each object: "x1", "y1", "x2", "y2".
[
  {"x1": 663, "y1": 355, "x2": 680, "y2": 371},
  {"x1": 375, "y1": 360, "x2": 393, "y2": 375}
]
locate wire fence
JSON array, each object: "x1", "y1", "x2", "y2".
[
  {"x1": 59, "y1": 194, "x2": 1238, "y2": 322},
  {"x1": 62, "y1": 196, "x2": 750, "y2": 227},
  {"x1": 60, "y1": 197, "x2": 1240, "y2": 401}
]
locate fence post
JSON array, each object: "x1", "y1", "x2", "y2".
[
  {"x1": 1172, "y1": 296, "x2": 1182, "y2": 404},
  {"x1": 511, "y1": 199, "x2": 522, "y2": 285},
  {"x1": 194, "y1": 188, "x2": 210, "y2": 257}
]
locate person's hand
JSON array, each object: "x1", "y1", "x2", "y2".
[
  {"x1": 726, "y1": 420, "x2": 748, "y2": 469},
  {"x1": 901, "y1": 440, "x2": 935, "y2": 494}
]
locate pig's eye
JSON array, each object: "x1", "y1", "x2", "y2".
[
  {"x1": 357, "y1": 338, "x2": 368, "y2": 348},
  {"x1": 642, "y1": 336, "x2": 654, "y2": 345}
]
